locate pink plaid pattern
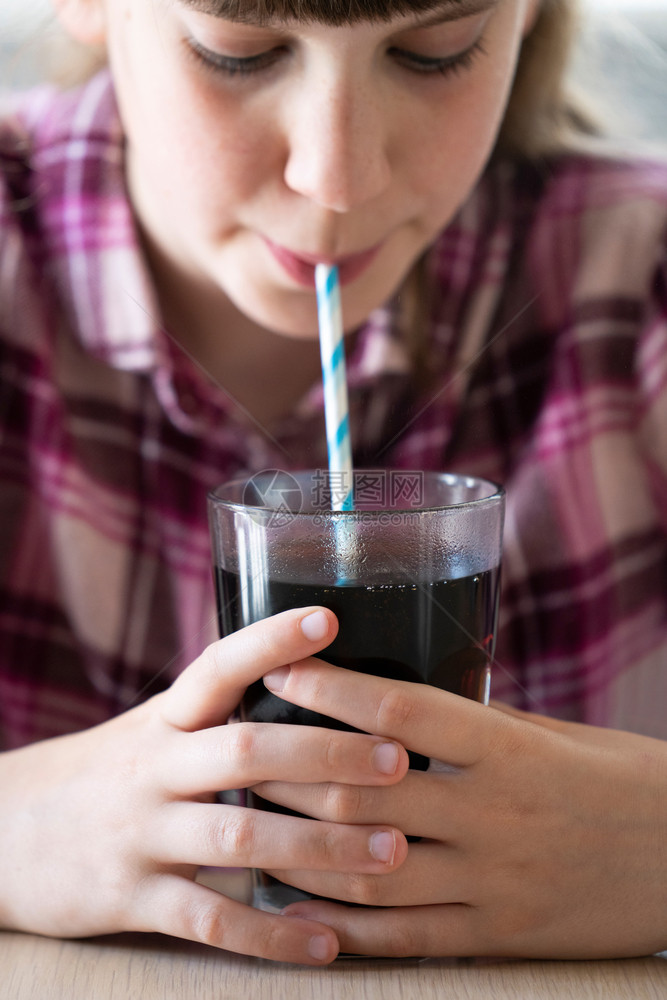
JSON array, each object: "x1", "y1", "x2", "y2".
[{"x1": 1, "y1": 73, "x2": 666, "y2": 748}]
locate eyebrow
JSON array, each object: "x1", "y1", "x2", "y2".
[{"x1": 176, "y1": 0, "x2": 498, "y2": 28}]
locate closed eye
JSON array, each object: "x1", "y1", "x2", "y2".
[
  {"x1": 390, "y1": 38, "x2": 487, "y2": 77},
  {"x1": 186, "y1": 38, "x2": 288, "y2": 77},
  {"x1": 185, "y1": 35, "x2": 486, "y2": 82}
]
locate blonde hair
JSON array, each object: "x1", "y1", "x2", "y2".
[{"x1": 500, "y1": 0, "x2": 593, "y2": 157}]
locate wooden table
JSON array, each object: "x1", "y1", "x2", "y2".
[
  {"x1": 3, "y1": 932, "x2": 666, "y2": 1000},
  {"x1": 3, "y1": 870, "x2": 666, "y2": 1000}
]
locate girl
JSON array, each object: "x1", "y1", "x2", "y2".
[{"x1": 0, "y1": 0, "x2": 666, "y2": 964}]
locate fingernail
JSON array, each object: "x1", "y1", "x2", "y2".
[
  {"x1": 372, "y1": 742, "x2": 400, "y2": 775},
  {"x1": 308, "y1": 934, "x2": 332, "y2": 961},
  {"x1": 264, "y1": 665, "x2": 290, "y2": 692},
  {"x1": 300, "y1": 610, "x2": 329, "y2": 641},
  {"x1": 370, "y1": 830, "x2": 396, "y2": 865}
]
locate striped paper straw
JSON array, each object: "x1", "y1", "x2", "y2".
[{"x1": 315, "y1": 263, "x2": 354, "y2": 511}]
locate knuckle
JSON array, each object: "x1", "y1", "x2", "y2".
[
  {"x1": 225, "y1": 723, "x2": 257, "y2": 769},
  {"x1": 343, "y1": 872, "x2": 383, "y2": 907},
  {"x1": 218, "y1": 810, "x2": 257, "y2": 859},
  {"x1": 317, "y1": 824, "x2": 340, "y2": 866},
  {"x1": 182, "y1": 899, "x2": 228, "y2": 948},
  {"x1": 323, "y1": 733, "x2": 340, "y2": 769},
  {"x1": 483, "y1": 903, "x2": 538, "y2": 950},
  {"x1": 494, "y1": 721, "x2": 523, "y2": 761},
  {"x1": 323, "y1": 781, "x2": 364, "y2": 824},
  {"x1": 492, "y1": 712, "x2": 535, "y2": 765},
  {"x1": 375, "y1": 687, "x2": 418, "y2": 734},
  {"x1": 254, "y1": 917, "x2": 285, "y2": 959}
]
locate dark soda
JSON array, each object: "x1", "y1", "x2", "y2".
[
  {"x1": 215, "y1": 567, "x2": 499, "y2": 911},
  {"x1": 216, "y1": 568, "x2": 499, "y2": 765}
]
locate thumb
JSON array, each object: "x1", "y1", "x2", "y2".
[{"x1": 159, "y1": 607, "x2": 338, "y2": 731}]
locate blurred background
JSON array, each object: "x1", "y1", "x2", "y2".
[{"x1": 0, "y1": 0, "x2": 666, "y2": 141}]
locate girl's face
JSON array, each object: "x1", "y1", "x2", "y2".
[{"x1": 100, "y1": 0, "x2": 538, "y2": 337}]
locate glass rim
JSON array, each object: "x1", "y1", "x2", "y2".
[{"x1": 207, "y1": 470, "x2": 505, "y2": 517}]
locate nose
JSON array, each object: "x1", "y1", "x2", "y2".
[{"x1": 283, "y1": 72, "x2": 392, "y2": 213}]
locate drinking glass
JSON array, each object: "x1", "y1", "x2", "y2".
[{"x1": 208, "y1": 469, "x2": 505, "y2": 913}]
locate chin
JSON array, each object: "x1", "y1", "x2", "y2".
[
  {"x1": 254, "y1": 302, "x2": 377, "y2": 340},
  {"x1": 220, "y1": 287, "x2": 330, "y2": 340},
  {"x1": 240, "y1": 300, "x2": 320, "y2": 339},
  {"x1": 218, "y1": 263, "x2": 393, "y2": 340}
]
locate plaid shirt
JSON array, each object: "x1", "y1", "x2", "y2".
[{"x1": 1, "y1": 72, "x2": 666, "y2": 749}]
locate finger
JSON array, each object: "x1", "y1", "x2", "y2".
[
  {"x1": 490, "y1": 700, "x2": 571, "y2": 732},
  {"x1": 160, "y1": 608, "x2": 338, "y2": 731},
  {"x1": 160, "y1": 724, "x2": 408, "y2": 796},
  {"x1": 149, "y1": 802, "x2": 408, "y2": 873},
  {"x1": 265, "y1": 840, "x2": 469, "y2": 908},
  {"x1": 490, "y1": 701, "x2": 628, "y2": 748},
  {"x1": 281, "y1": 899, "x2": 484, "y2": 958},
  {"x1": 136, "y1": 874, "x2": 340, "y2": 964},
  {"x1": 263, "y1": 659, "x2": 512, "y2": 766},
  {"x1": 252, "y1": 768, "x2": 460, "y2": 840}
]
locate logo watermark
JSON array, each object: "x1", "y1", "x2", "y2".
[
  {"x1": 241, "y1": 469, "x2": 425, "y2": 527},
  {"x1": 311, "y1": 469, "x2": 425, "y2": 510},
  {"x1": 242, "y1": 469, "x2": 303, "y2": 527}
]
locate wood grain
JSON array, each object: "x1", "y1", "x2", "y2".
[
  {"x1": 3, "y1": 870, "x2": 666, "y2": 1000},
  {"x1": 3, "y1": 928, "x2": 666, "y2": 1000}
]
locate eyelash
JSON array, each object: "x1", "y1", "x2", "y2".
[
  {"x1": 391, "y1": 38, "x2": 487, "y2": 77},
  {"x1": 187, "y1": 39, "x2": 286, "y2": 78},
  {"x1": 186, "y1": 36, "x2": 487, "y2": 81}
]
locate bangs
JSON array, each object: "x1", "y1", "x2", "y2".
[{"x1": 180, "y1": 0, "x2": 459, "y2": 26}]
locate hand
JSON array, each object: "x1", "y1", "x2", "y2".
[
  {"x1": 0, "y1": 609, "x2": 409, "y2": 964},
  {"x1": 253, "y1": 660, "x2": 667, "y2": 959}
]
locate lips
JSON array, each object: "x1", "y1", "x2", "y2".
[{"x1": 263, "y1": 237, "x2": 381, "y2": 287}]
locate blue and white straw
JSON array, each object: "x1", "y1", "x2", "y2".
[{"x1": 315, "y1": 263, "x2": 354, "y2": 512}]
